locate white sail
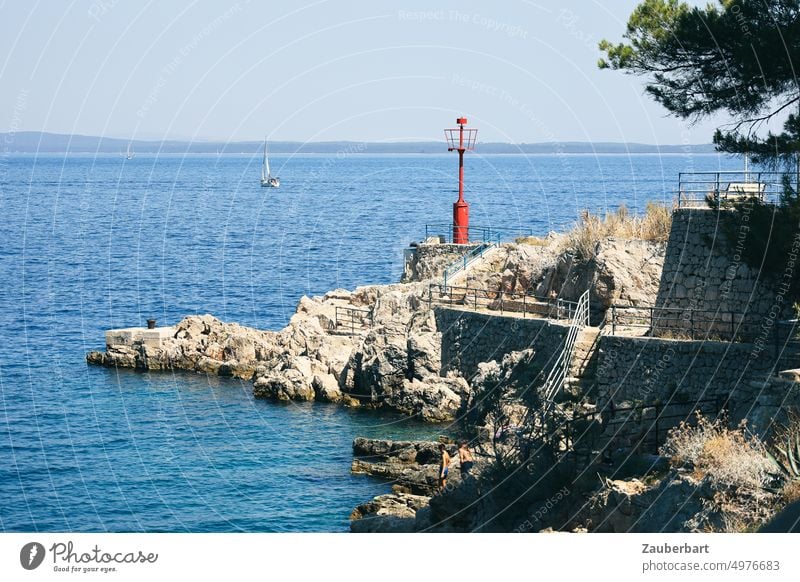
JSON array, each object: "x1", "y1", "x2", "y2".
[{"x1": 260, "y1": 137, "x2": 280, "y2": 187}]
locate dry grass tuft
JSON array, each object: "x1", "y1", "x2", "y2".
[
  {"x1": 565, "y1": 202, "x2": 672, "y2": 261},
  {"x1": 782, "y1": 480, "x2": 800, "y2": 504},
  {"x1": 662, "y1": 414, "x2": 774, "y2": 490},
  {"x1": 661, "y1": 414, "x2": 780, "y2": 531}
]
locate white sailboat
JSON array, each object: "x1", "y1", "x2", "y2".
[
  {"x1": 125, "y1": 143, "x2": 135, "y2": 160},
  {"x1": 260, "y1": 139, "x2": 280, "y2": 188}
]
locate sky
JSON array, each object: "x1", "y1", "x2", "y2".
[{"x1": 0, "y1": 0, "x2": 726, "y2": 144}]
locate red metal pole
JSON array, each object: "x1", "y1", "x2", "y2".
[{"x1": 453, "y1": 117, "x2": 469, "y2": 244}]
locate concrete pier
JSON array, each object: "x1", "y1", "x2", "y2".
[{"x1": 105, "y1": 326, "x2": 175, "y2": 349}]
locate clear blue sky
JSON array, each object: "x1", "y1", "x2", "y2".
[{"x1": 0, "y1": 0, "x2": 722, "y2": 144}]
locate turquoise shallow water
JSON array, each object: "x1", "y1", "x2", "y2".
[{"x1": 0, "y1": 152, "x2": 742, "y2": 531}]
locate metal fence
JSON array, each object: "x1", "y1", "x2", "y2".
[
  {"x1": 424, "y1": 223, "x2": 535, "y2": 244},
  {"x1": 676, "y1": 171, "x2": 798, "y2": 208},
  {"x1": 428, "y1": 283, "x2": 580, "y2": 320},
  {"x1": 334, "y1": 306, "x2": 373, "y2": 335}
]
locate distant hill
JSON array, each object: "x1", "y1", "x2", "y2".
[{"x1": 0, "y1": 131, "x2": 718, "y2": 155}]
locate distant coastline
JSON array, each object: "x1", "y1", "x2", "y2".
[{"x1": 1, "y1": 131, "x2": 718, "y2": 155}]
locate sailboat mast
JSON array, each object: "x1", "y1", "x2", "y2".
[{"x1": 259, "y1": 136, "x2": 279, "y2": 187}]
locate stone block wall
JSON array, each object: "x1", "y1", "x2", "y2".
[
  {"x1": 654, "y1": 208, "x2": 790, "y2": 340},
  {"x1": 595, "y1": 334, "x2": 800, "y2": 433},
  {"x1": 402, "y1": 242, "x2": 483, "y2": 282},
  {"x1": 435, "y1": 307, "x2": 569, "y2": 381}
]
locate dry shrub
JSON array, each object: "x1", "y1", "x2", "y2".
[
  {"x1": 661, "y1": 414, "x2": 780, "y2": 531},
  {"x1": 782, "y1": 480, "x2": 800, "y2": 504},
  {"x1": 566, "y1": 202, "x2": 672, "y2": 261},
  {"x1": 661, "y1": 414, "x2": 774, "y2": 489}
]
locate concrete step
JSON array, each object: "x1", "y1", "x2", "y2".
[
  {"x1": 778, "y1": 368, "x2": 800, "y2": 382},
  {"x1": 574, "y1": 340, "x2": 597, "y2": 349}
]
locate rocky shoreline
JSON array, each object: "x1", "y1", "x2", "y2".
[
  {"x1": 87, "y1": 236, "x2": 664, "y2": 418},
  {"x1": 98, "y1": 228, "x2": 789, "y2": 532},
  {"x1": 86, "y1": 233, "x2": 674, "y2": 532},
  {"x1": 87, "y1": 281, "x2": 473, "y2": 420}
]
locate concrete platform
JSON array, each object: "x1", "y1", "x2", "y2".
[{"x1": 105, "y1": 326, "x2": 175, "y2": 348}]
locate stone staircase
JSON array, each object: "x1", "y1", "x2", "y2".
[
  {"x1": 565, "y1": 326, "x2": 605, "y2": 469},
  {"x1": 563, "y1": 326, "x2": 601, "y2": 401}
]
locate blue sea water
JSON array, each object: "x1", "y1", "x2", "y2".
[{"x1": 0, "y1": 151, "x2": 743, "y2": 532}]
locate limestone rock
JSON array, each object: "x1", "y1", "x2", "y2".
[
  {"x1": 390, "y1": 377, "x2": 466, "y2": 422},
  {"x1": 312, "y1": 373, "x2": 343, "y2": 403},
  {"x1": 314, "y1": 334, "x2": 354, "y2": 380},
  {"x1": 253, "y1": 368, "x2": 315, "y2": 401},
  {"x1": 407, "y1": 331, "x2": 442, "y2": 379},
  {"x1": 349, "y1": 492, "x2": 430, "y2": 533},
  {"x1": 342, "y1": 329, "x2": 408, "y2": 400},
  {"x1": 351, "y1": 438, "x2": 460, "y2": 494},
  {"x1": 88, "y1": 314, "x2": 281, "y2": 379},
  {"x1": 584, "y1": 474, "x2": 708, "y2": 533}
]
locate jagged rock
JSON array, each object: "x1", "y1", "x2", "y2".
[
  {"x1": 314, "y1": 334, "x2": 354, "y2": 380},
  {"x1": 342, "y1": 329, "x2": 408, "y2": 399},
  {"x1": 349, "y1": 436, "x2": 487, "y2": 532},
  {"x1": 88, "y1": 314, "x2": 281, "y2": 379},
  {"x1": 584, "y1": 474, "x2": 709, "y2": 532},
  {"x1": 349, "y1": 492, "x2": 430, "y2": 533},
  {"x1": 280, "y1": 312, "x2": 326, "y2": 357},
  {"x1": 390, "y1": 377, "x2": 466, "y2": 422},
  {"x1": 89, "y1": 232, "x2": 667, "y2": 427},
  {"x1": 550, "y1": 238, "x2": 664, "y2": 322},
  {"x1": 427, "y1": 474, "x2": 482, "y2": 531},
  {"x1": 253, "y1": 368, "x2": 315, "y2": 401},
  {"x1": 407, "y1": 331, "x2": 441, "y2": 379},
  {"x1": 312, "y1": 373, "x2": 343, "y2": 403},
  {"x1": 401, "y1": 242, "x2": 486, "y2": 282},
  {"x1": 351, "y1": 438, "x2": 459, "y2": 494}
]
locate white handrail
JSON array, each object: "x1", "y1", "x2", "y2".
[{"x1": 542, "y1": 290, "x2": 589, "y2": 408}]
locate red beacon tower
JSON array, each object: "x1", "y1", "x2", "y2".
[{"x1": 444, "y1": 117, "x2": 477, "y2": 244}]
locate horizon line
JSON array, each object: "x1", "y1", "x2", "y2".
[{"x1": 2, "y1": 130, "x2": 715, "y2": 148}]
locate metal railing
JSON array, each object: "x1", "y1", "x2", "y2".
[
  {"x1": 564, "y1": 397, "x2": 725, "y2": 459},
  {"x1": 334, "y1": 306, "x2": 373, "y2": 335},
  {"x1": 424, "y1": 223, "x2": 535, "y2": 244},
  {"x1": 542, "y1": 290, "x2": 590, "y2": 409},
  {"x1": 605, "y1": 304, "x2": 752, "y2": 341},
  {"x1": 676, "y1": 171, "x2": 798, "y2": 208},
  {"x1": 428, "y1": 283, "x2": 580, "y2": 320},
  {"x1": 442, "y1": 242, "x2": 494, "y2": 287}
]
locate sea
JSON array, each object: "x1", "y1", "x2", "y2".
[{"x1": 0, "y1": 151, "x2": 743, "y2": 532}]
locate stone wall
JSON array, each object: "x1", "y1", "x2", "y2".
[
  {"x1": 434, "y1": 307, "x2": 570, "y2": 381},
  {"x1": 654, "y1": 208, "x2": 790, "y2": 340},
  {"x1": 402, "y1": 242, "x2": 483, "y2": 282},
  {"x1": 595, "y1": 334, "x2": 800, "y2": 433}
]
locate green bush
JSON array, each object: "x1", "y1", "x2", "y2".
[{"x1": 714, "y1": 179, "x2": 800, "y2": 300}]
